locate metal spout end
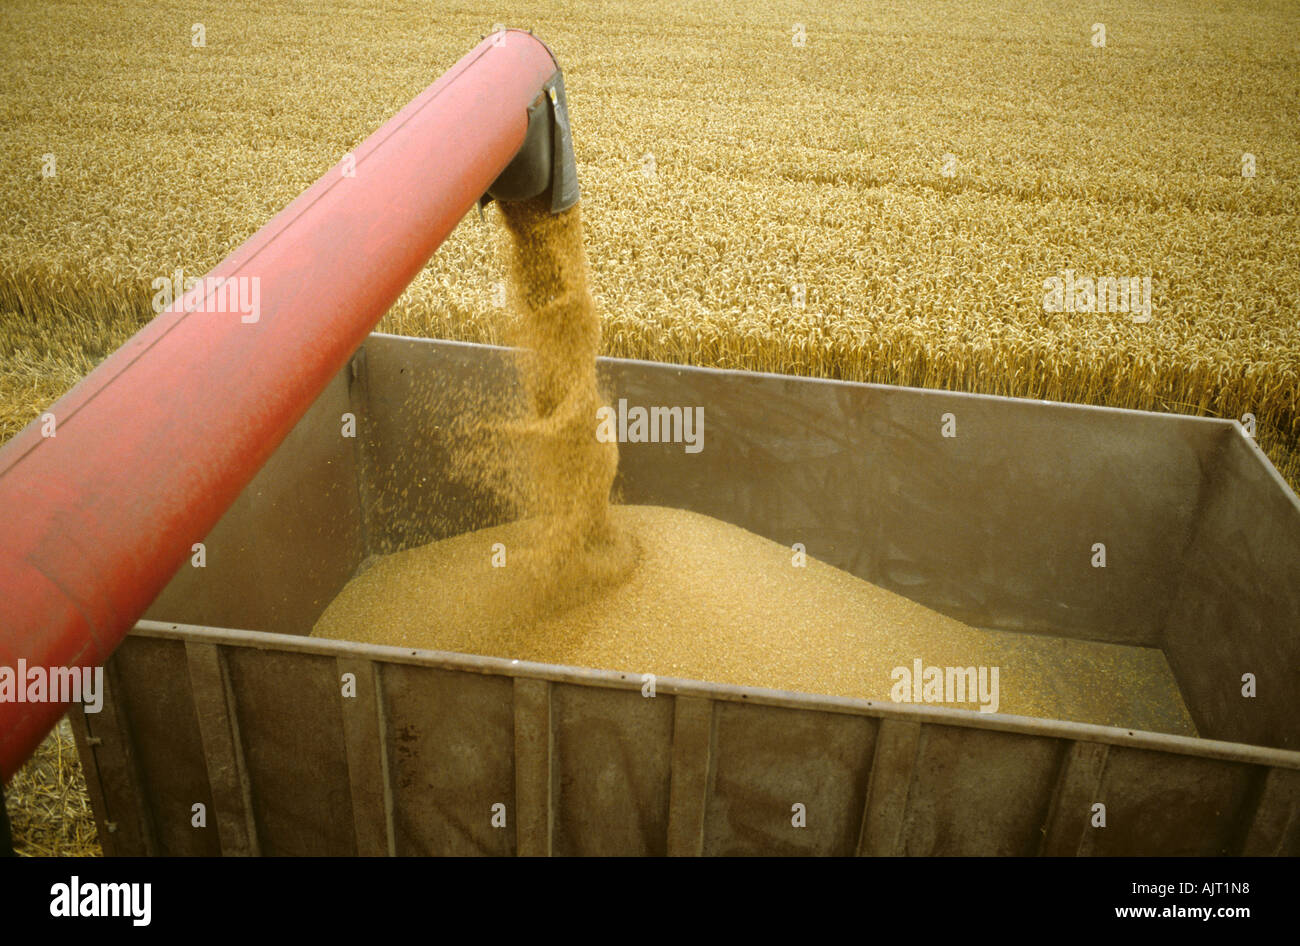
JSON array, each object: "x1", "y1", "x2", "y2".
[{"x1": 481, "y1": 67, "x2": 580, "y2": 214}]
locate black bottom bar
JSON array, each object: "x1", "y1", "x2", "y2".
[{"x1": 1, "y1": 855, "x2": 1295, "y2": 932}]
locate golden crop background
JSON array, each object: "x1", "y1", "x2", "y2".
[
  {"x1": 1, "y1": 0, "x2": 1298, "y2": 472},
  {"x1": 1, "y1": 0, "x2": 1298, "y2": 852}
]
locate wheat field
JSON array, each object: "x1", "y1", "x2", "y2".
[{"x1": 1, "y1": 0, "x2": 1298, "y2": 851}]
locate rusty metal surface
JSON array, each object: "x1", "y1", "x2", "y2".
[
  {"x1": 73, "y1": 333, "x2": 1300, "y2": 855},
  {"x1": 380, "y1": 663, "x2": 515, "y2": 855}
]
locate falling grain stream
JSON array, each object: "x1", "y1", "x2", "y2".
[{"x1": 313, "y1": 197, "x2": 1196, "y2": 736}]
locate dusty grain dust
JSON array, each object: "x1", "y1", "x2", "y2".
[
  {"x1": 313, "y1": 504, "x2": 1197, "y2": 735},
  {"x1": 436, "y1": 196, "x2": 638, "y2": 618}
]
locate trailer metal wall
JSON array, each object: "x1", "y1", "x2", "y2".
[
  {"x1": 71, "y1": 334, "x2": 1300, "y2": 855},
  {"x1": 72, "y1": 625, "x2": 1300, "y2": 856},
  {"x1": 1159, "y1": 430, "x2": 1300, "y2": 750},
  {"x1": 144, "y1": 367, "x2": 365, "y2": 636}
]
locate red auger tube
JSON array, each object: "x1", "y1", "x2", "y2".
[{"x1": 0, "y1": 30, "x2": 561, "y2": 779}]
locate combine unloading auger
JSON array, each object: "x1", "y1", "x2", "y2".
[{"x1": 0, "y1": 30, "x2": 578, "y2": 780}]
